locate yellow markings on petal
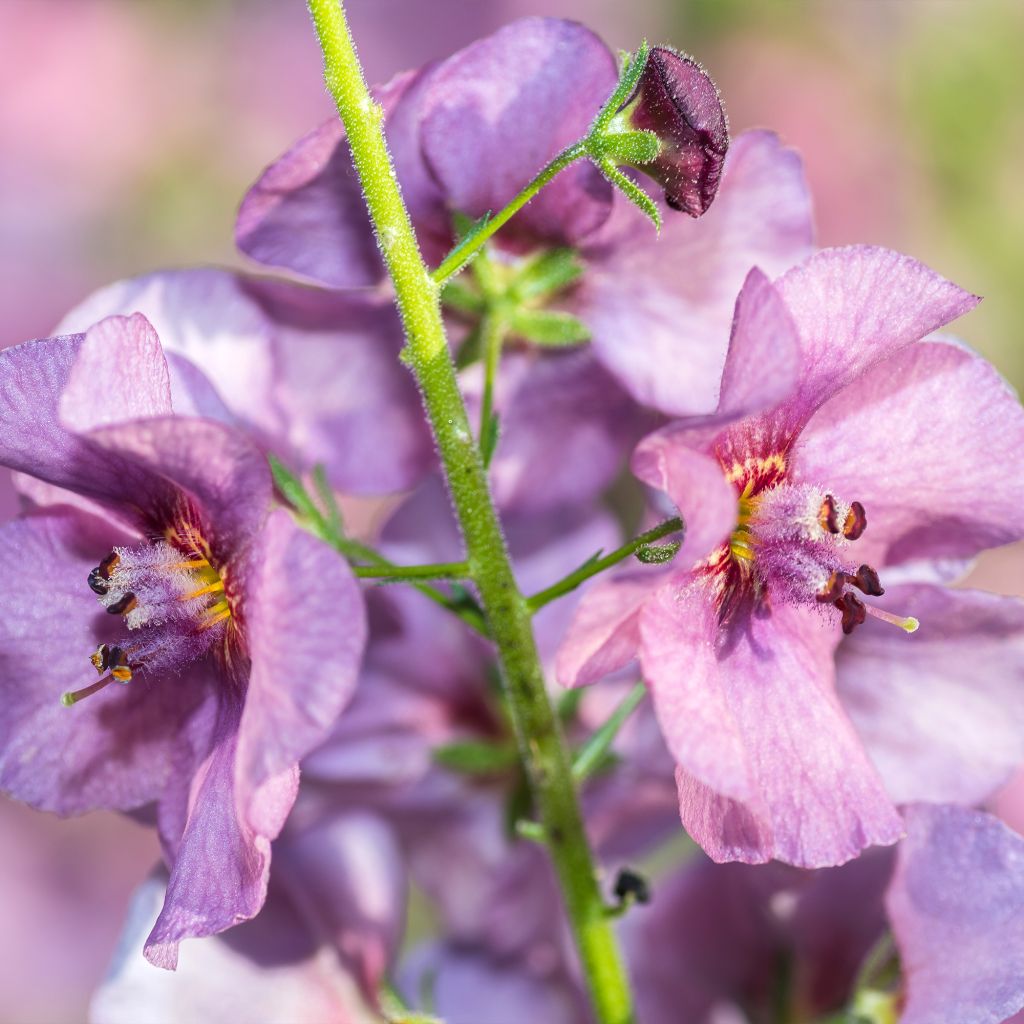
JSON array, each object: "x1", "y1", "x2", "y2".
[{"x1": 724, "y1": 452, "x2": 787, "y2": 485}]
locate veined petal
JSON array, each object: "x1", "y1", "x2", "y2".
[
  {"x1": 0, "y1": 510, "x2": 214, "y2": 816},
  {"x1": 144, "y1": 709, "x2": 298, "y2": 969},
  {"x1": 59, "y1": 314, "x2": 171, "y2": 430},
  {"x1": 95, "y1": 870, "x2": 374, "y2": 1023},
  {"x1": 555, "y1": 570, "x2": 665, "y2": 687},
  {"x1": 838, "y1": 585, "x2": 1024, "y2": 806},
  {"x1": 640, "y1": 584, "x2": 902, "y2": 866},
  {"x1": 887, "y1": 804, "x2": 1024, "y2": 1024},
  {"x1": 775, "y1": 246, "x2": 979, "y2": 426},
  {"x1": 419, "y1": 17, "x2": 616, "y2": 248},
  {"x1": 577, "y1": 130, "x2": 813, "y2": 415},
  {"x1": 794, "y1": 338, "x2": 1024, "y2": 566},
  {"x1": 632, "y1": 433, "x2": 737, "y2": 566},
  {"x1": 237, "y1": 511, "x2": 366, "y2": 834}
]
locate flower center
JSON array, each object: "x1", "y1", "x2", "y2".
[
  {"x1": 701, "y1": 452, "x2": 918, "y2": 636},
  {"x1": 62, "y1": 525, "x2": 235, "y2": 707}
]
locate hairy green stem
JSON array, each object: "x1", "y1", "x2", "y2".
[
  {"x1": 528, "y1": 516, "x2": 684, "y2": 612},
  {"x1": 307, "y1": 3, "x2": 634, "y2": 1021},
  {"x1": 432, "y1": 141, "x2": 587, "y2": 284},
  {"x1": 352, "y1": 561, "x2": 469, "y2": 581}
]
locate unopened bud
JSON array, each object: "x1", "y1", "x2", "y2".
[{"x1": 615, "y1": 46, "x2": 728, "y2": 217}]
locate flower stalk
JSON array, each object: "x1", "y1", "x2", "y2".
[{"x1": 306, "y1": 2, "x2": 635, "y2": 1021}]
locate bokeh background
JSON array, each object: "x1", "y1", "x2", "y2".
[{"x1": 2, "y1": 1, "x2": 1022, "y2": 1020}]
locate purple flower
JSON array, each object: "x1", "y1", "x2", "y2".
[
  {"x1": 236, "y1": 17, "x2": 811, "y2": 426},
  {"x1": 887, "y1": 804, "x2": 1024, "y2": 1024},
  {"x1": 558, "y1": 246, "x2": 1024, "y2": 866},
  {"x1": 613, "y1": 45, "x2": 728, "y2": 216},
  {"x1": 0, "y1": 314, "x2": 366, "y2": 966},
  {"x1": 92, "y1": 812, "x2": 403, "y2": 1023},
  {"x1": 55, "y1": 268, "x2": 434, "y2": 495}
]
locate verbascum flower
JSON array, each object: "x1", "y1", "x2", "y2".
[
  {"x1": 557, "y1": 246, "x2": 1024, "y2": 867},
  {"x1": 0, "y1": 313, "x2": 366, "y2": 967}
]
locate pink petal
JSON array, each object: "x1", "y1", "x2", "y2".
[
  {"x1": 59, "y1": 314, "x2": 171, "y2": 430},
  {"x1": 631, "y1": 432, "x2": 737, "y2": 566},
  {"x1": 838, "y1": 585, "x2": 1024, "y2": 806},
  {"x1": 640, "y1": 583, "x2": 903, "y2": 866},
  {"x1": 775, "y1": 246, "x2": 979, "y2": 424},
  {"x1": 577, "y1": 130, "x2": 813, "y2": 414},
  {"x1": 237, "y1": 510, "x2": 366, "y2": 833},
  {"x1": 555, "y1": 570, "x2": 666, "y2": 687},
  {"x1": 887, "y1": 804, "x2": 1024, "y2": 1024},
  {"x1": 795, "y1": 338, "x2": 1024, "y2": 567}
]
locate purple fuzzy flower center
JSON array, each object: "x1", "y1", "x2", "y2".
[
  {"x1": 698, "y1": 449, "x2": 918, "y2": 636},
  {"x1": 64, "y1": 520, "x2": 237, "y2": 706}
]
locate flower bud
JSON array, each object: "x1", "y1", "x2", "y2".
[{"x1": 617, "y1": 46, "x2": 728, "y2": 217}]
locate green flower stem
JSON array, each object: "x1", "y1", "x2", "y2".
[
  {"x1": 572, "y1": 682, "x2": 647, "y2": 783},
  {"x1": 478, "y1": 311, "x2": 507, "y2": 465},
  {"x1": 307, "y1": 3, "x2": 635, "y2": 1022},
  {"x1": 527, "y1": 516, "x2": 684, "y2": 612},
  {"x1": 432, "y1": 141, "x2": 587, "y2": 284},
  {"x1": 352, "y1": 561, "x2": 469, "y2": 581}
]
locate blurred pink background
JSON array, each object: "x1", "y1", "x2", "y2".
[{"x1": 2, "y1": 1, "x2": 1022, "y2": 1018}]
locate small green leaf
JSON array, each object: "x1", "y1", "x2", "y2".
[
  {"x1": 509, "y1": 308, "x2": 591, "y2": 347},
  {"x1": 598, "y1": 159, "x2": 661, "y2": 231},
  {"x1": 635, "y1": 540, "x2": 681, "y2": 564},
  {"x1": 311, "y1": 464, "x2": 344, "y2": 539},
  {"x1": 481, "y1": 411, "x2": 501, "y2": 467},
  {"x1": 441, "y1": 279, "x2": 485, "y2": 315},
  {"x1": 511, "y1": 248, "x2": 586, "y2": 302},
  {"x1": 268, "y1": 455, "x2": 319, "y2": 522},
  {"x1": 433, "y1": 740, "x2": 519, "y2": 775}
]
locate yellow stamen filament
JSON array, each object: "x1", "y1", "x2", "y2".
[
  {"x1": 180, "y1": 580, "x2": 225, "y2": 601},
  {"x1": 200, "y1": 601, "x2": 232, "y2": 630},
  {"x1": 169, "y1": 558, "x2": 210, "y2": 570}
]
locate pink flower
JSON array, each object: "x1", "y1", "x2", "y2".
[
  {"x1": 0, "y1": 314, "x2": 366, "y2": 966},
  {"x1": 558, "y1": 246, "x2": 1024, "y2": 866}
]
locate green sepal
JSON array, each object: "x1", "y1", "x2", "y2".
[
  {"x1": 433, "y1": 740, "x2": 519, "y2": 775},
  {"x1": 480, "y1": 410, "x2": 501, "y2": 467},
  {"x1": 592, "y1": 128, "x2": 661, "y2": 167},
  {"x1": 509, "y1": 308, "x2": 591, "y2": 347},
  {"x1": 511, "y1": 247, "x2": 586, "y2": 302},
  {"x1": 441, "y1": 278, "x2": 485, "y2": 316},
  {"x1": 591, "y1": 39, "x2": 651, "y2": 134},
  {"x1": 598, "y1": 159, "x2": 661, "y2": 231},
  {"x1": 268, "y1": 455, "x2": 319, "y2": 522},
  {"x1": 635, "y1": 540, "x2": 681, "y2": 564}
]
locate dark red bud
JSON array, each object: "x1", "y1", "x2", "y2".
[{"x1": 622, "y1": 46, "x2": 728, "y2": 217}]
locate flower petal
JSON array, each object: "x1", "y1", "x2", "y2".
[
  {"x1": 144, "y1": 708, "x2": 298, "y2": 969},
  {"x1": 838, "y1": 585, "x2": 1024, "y2": 806},
  {"x1": 555, "y1": 571, "x2": 664, "y2": 687},
  {"x1": 419, "y1": 17, "x2": 616, "y2": 248},
  {"x1": 94, "y1": 870, "x2": 374, "y2": 1022},
  {"x1": 576, "y1": 130, "x2": 813, "y2": 414},
  {"x1": 0, "y1": 509, "x2": 213, "y2": 816},
  {"x1": 887, "y1": 804, "x2": 1024, "y2": 1024},
  {"x1": 237, "y1": 510, "x2": 366, "y2": 833},
  {"x1": 631, "y1": 433, "x2": 737, "y2": 566},
  {"x1": 794, "y1": 338, "x2": 1024, "y2": 566},
  {"x1": 59, "y1": 314, "x2": 171, "y2": 430},
  {"x1": 775, "y1": 247, "x2": 979, "y2": 424},
  {"x1": 640, "y1": 583, "x2": 903, "y2": 866}
]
